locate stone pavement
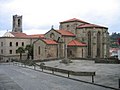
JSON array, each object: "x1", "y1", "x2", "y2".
[
  {"x1": 0, "y1": 74, "x2": 23, "y2": 90},
  {"x1": 44, "y1": 60, "x2": 120, "y2": 89},
  {"x1": 0, "y1": 64, "x2": 115, "y2": 90}
]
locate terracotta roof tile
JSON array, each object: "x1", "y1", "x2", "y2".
[
  {"x1": 68, "y1": 40, "x2": 87, "y2": 46},
  {"x1": 27, "y1": 34, "x2": 44, "y2": 38},
  {"x1": 60, "y1": 18, "x2": 89, "y2": 24},
  {"x1": 42, "y1": 39, "x2": 58, "y2": 45},
  {"x1": 56, "y1": 30, "x2": 75, "y2": 37},
  {"x1": 10, "y1": 32, "x2": 44, "y2": 39},
  {"x1": 77, "y1": 24, "x2": 108, "y2": 29},
  {"x1": 10, "y1": 32, "x2": 27, "y2": 37}
]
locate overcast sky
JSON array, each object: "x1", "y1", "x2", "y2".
[{"x1": 0, "y1": 0, "x2": 120, "y2": 36}]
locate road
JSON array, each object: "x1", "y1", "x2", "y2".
[{"x1": 0, "y1": 64, "x2": 115, "y2": 90}]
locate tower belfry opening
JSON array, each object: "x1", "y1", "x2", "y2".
[{"x1": 12, "y1": 15, "x2": 22, "y2": 32}]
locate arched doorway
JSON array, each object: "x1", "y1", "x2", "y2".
[
  {"x1": 88, "y1": 31, "x2": 91, "y2": 57},
  {"x1": 97, "y1": 31, "x2": 101, "y2": 57}
]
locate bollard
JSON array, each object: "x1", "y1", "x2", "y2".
[{"x1": 92, "y1": 75, "x2": 94, "y2": 83}]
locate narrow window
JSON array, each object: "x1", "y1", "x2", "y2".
[
  {"x1": 18, "y1": 19, "x2": 21, "y2": 27},
  {"x1": 9, "y1": 50, "x2": 12, "y2": 54},
  {"x1": 16, "y1": 42, "x2": 18, "y2": 46},
  {"x1": 22, "y1": 42, "x2": 24, "y2": 46},
  {"x1": 38, "y1": 46, "x2": 40, "y2": 55},
  {"x1": 82, "y1": 49, "x2": 83, "y2": 58},
  {"x1": 1, "y1": 49, "x2": 3, "y2": 54},
  {"x1": 10, "y1": 42, "x2": 12, "y2": 47},
  {"x1": 1, "y1": 42, "x2": 3, "y2": 46}
]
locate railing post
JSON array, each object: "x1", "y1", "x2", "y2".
[
  {"x1": 118, "y1": 78, "x2": 120, "y2": 88},
  {"x1": 52, "y1": 68, "x2": 54, "y2": 74},
  {"x1": 42, "y1": 67, "x2": 43, "y2": 72},
  {"x1": 34, "y1": 65, "x2": 36, "y2": 70},
  {"x1": 68, "y1": 71, "x2": 70, "y2": 78},
  {"x1": 92, "y1": 75, "x2": 94, "y2": 83}
]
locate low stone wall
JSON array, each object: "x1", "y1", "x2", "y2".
[
  {"x1": 95, "y1": 59, "x2": 120, "y2": 64},
  {"x1": 37, "y1": 65, "x2": 95, "y2": 76}
]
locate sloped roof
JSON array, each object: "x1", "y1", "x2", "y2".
[
  {"x1": 56, "y1": 30, "x2": 76, "y2": 37},
  {"x1": 10, "y1": 32, "x2": 27, "y2": 37},
  {"x1": 42, "y1": 39, "x2": 58, "y2": 45},
  {"x1": 3, "y1": 32, "x2": 44, "y2": 39},
  {"x1": 60, "y1": 18, "x2": 89, "y2": 24},
  {"x1": 68, "y1": 40, "x2": 87, "y2": 46},
  {"x1": 27, "y1": 34, "x2": 44, "y2": 38},
  {"x1": 77, "y1": 24, "x2": 108, "y2": 29},
  {"x1": 3, "y1": 32, "x2": 15, "y2": 37}
]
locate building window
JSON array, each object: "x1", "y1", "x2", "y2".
[
  {"x1": 38, "y1": 46, "x2": 40, "y2": 55},
  {"x1": 88, "y1": 31, "x2": 91, "y2": 57},
  {"x1": 9, "y1": 50, "x2": 12, "y2": 54},
  {"x1": 1, "y1": 49, "x2": 3, "y2": 54},
  {"x1": 18, "y1": 19, "x2": 21, "y2": 27},
  {"x1": 97, "y1": 31, "x2": 101, "y2": 57},
  {"x1": 10, "y1": 42, "x2": 12, "y2": 47},
  {"x1": 50, "y1": 33, "x2": 55, "y2": 39},
  {"x1": 1, "y1": 42, "x2": 3, "y2": 46},
  {"x1": 82, "y1": 49, "x2": 83, "y2": 58},
  {"x1": 16, "y1": 42, "x2": 18, "y2": 46},
  {"x1": 22, "y1": 42, "x2": 24, "y2": 46}
]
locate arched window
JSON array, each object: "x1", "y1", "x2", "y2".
[
  {"x1": 50, "y1": 33, "x2": 55, "y2": 39},
  {"x1": 97, "y1": 31, "x2": 101, "y2": 57},
  {"x1": 18, "y1": 19, "x2": 21, "y2": 27},
  {"x1": 38, "y1": 46, "x2": 40, "y2": 55},
  {"x1": 10, "y1": 42, "x2": 12, "y2": 47},
  {"x1": 88, "y1": 31, "x2": 91, "y2": 57},
  {"x1": 82, "y1": 49, "x2": 83, "y2": 58}
]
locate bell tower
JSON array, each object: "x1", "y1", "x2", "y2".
[{"x1": 12, "y1": 15, "x2": 22, "y2": 32}]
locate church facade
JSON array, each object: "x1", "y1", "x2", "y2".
[
  {"x1": 0, "y1": 15, "x2": 109, "y2": 62},
  {"x1": 34, "y1": 18, "x2": 109, "y2": 60}
]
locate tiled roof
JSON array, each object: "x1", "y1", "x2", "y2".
[
  {"x1": 68, "y1": 40, "x2": 87, "y2": 46},
  {"x1": 9, "y1": 32, "x2": 44, "y2": 39},
  {"x1": 10, "y1": 32, "x2": 27, "y2": 37},
  {"x1": 77, "y1": 24, "x2": 108, "y2": 29},
  {"x1": 42, "y1": 39, "x2": 58, "y2": 45},
  {"x1": 56, "y1": 30, "x2": 76, "y2": 37},
  {"x1": 60, "y1": 18, "x2": 89, "y2": 24},
  {"x1": 27, "y1": 34, "x2": 44, "y2": 38}
]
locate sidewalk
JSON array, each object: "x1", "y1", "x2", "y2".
[{"x1": 0, "y1": 63, "x2": 116, "y2": 90}]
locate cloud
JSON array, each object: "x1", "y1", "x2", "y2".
[{"x1": 0, "y1": 0, "x2": 120, "y2": 35}]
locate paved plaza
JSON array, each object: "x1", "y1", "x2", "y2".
[
  {"x1": 44, "y1": 60, "x2": 120, "y2": 89},
  {"x1": 0, "y1": 62, "x2": 117, "y2": 90}
]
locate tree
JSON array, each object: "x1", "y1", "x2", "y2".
[
  {"x1": 25, "y1": 44, "x2": 33, "y2": 59},
  {"x1": 16, "y1": 47, "x2": 25, "y2": 60}
]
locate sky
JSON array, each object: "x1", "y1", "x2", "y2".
[{"x1": 0, "y1": 0, "x2": 120, "y2": 36}]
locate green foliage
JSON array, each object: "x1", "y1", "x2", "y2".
[
  {"x1": 25, "y1": 44, "x2": 33, "y2": 59},
  {"x1": 16, "y1": 47, "x2": 25, "y2": 60},
  {"x1": 109, "y1": 32, "x2": 120, "y2": 48}
]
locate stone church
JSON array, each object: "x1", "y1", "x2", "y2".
[
  {"x1": 34, "y1": 18, "x2": 109, "y2": 60},
  {"x1": 0, "y1": 15, "x2": 109, "y2": 61}
]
